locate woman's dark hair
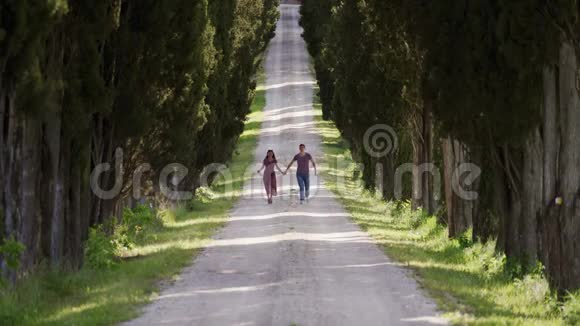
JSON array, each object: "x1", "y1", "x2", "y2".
[{"x1": 264, "y1": 149, "x2": 277, "y2": 162}]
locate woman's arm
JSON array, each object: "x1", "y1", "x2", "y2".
[
  {"x1": 257, "y1": 163, "x2": 265, "y2": 174},
  {"x1": 276, "y1": 163, "x2": 285, "y2": 174},
  {"x1": 285, "y1": 159, "x2": 295, "y2": 173}
]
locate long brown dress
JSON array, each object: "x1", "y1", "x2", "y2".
[{"x1": 262, "y1": 158, "x2": 277, "y2": 197}]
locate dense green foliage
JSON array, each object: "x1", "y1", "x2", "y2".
[
  {"x1": 84, "y1": 205, "x2": 162, "y2": 270},
  {"x1": 0, "y1": 238, "x2": 25, "y2": 271},
  {"x1": 0, "y1": 0, "x2": 279, "y2": 277},
  {"x1": 301, "y1": 0, "x2": 580, "y2": 293},
  {"x1": 84, "y1": 225, "x2": 118, "y2": 270}
]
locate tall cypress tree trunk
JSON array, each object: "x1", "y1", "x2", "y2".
[
  {"x1": 19, "y1": 117, "x2": 42, "y2": 273},
  {"x1": 520, "y1": 129, "x2": 542, "y2": 266},
  {"x1": 422, "y1": 101, "x2": 434, "y2": 213},
  {"x1": 542, "y1": 66, "x2": 559, "y2": 207},
  {"x1": 89, "y1": 115, "x2": 117, "y2": 225},
  {"x1": 50, "y1": 150, "x2": 66, "y2": 266},
  {"x1": 3, "y1": 92, "x2": 17, "y2": 238},
  {"x1": 60, "y1": 141, "x2": 72, "y2": 264},
  {"x1": 0, "y1": 86, "x2": 5, "y2": 239},
  {"x1": 90, "y1": 115, "x2": 105, "y2": 226},
  {"x1": 1, "y1": 91, "x2": 21, "y2": 281},
  {"x1": 0, "y1": 86, "x2": 6, "y2": 241},
  {"x1": 552, "y1": 41, "x2": 580, "y2": 291},
  {"x1": 99, "y1": 119, "x2": 117, "y2": 222},
  {"x1": 411, "y1": 78, "x2": 435, "y2": 214},
  {"x1": 380, "y1": 155, "x2": 396, "y2": 200},
  {"x1": 539, "y1": 65, "x2": 561, "y2": 287},
  {"x1": 442, "y1": 137, "x2": 478, "y2": 238},
  {"x1": 0, "y1": 86, "x2": 9, "y2": 277},
  {"x1": 69, "y1": 159, "x2": 83, "y2": 268},
  {"x1": 539, "y1": 42, "x2": 580, "y2": 292},
  {"x1": 495, "y1": 140, "x2": 543, "y2": 268},
  {"x1": 494, "y1": 146, "x2": 525, "y2": 262},
  {"x1": 411, "y1": 131, "x2": 423, "y2": 210},
  {"x1": 47, "y1": 113, "x2": 65, "y2": 266},
  {"x1": 80, "y1": 140, "x2": 92, "y2": 246},
  {"x1": 494, "y1": 154, "x2": 510, "y2": 253}
]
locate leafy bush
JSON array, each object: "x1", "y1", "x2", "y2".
[
  {"x1": 563, "y1": 292, "x2": 580, "y2": 325},
  {"x1": 514, "y1": 273, "x2": 552, "y2": 306},
  {"x1": 194, "y1": 187, "x2": 216, "y2": 203},
  {"x1": 85, "y1": 205, "x2": 162, "y2": 269},
  {"x1": 409, "y1": 209, "x2": 429, "y2": 229},
  {"x1": 389, "y1": 203, "x2": 444, "y2": 240},
  {"x1": 0, "y1": 237, "x2": 25, "y2": 288},
  {"x1": 84, "y1": 226, "x2": 117, "y2": 270},
  {"x1": 117, "y1": 205, "x2": 162, "y2": 247},
  {"x1": 0, "y1": 237, "x2": 25, "y2": 270},
  {"x1": 503, "y1": 258, "x2": 545, "y2": 281},
  {"x1": 392, "y1": 201, "x2": 427, "y2": 229},
  {"x1": 465, "y1": 240, "x2": 506, "y2": 280},
  {"x1": 158, "y1": 208, "x2": 177, "y2": 225},
  {"x1": 456, "y1": 229, "x2": 474, "y2": 249},
  {"x1": 112, "y1": 222, "x2": 134, "y2": 251}
]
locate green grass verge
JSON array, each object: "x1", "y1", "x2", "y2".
[
  {"x1": 313, "y1": 99, "x2": 580, "y2": 325},
  {"x1": 0, "y1": 88, "x2": 266, "y2": 326}
]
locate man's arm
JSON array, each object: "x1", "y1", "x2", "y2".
[
  {"x1": 310, "y1": 155, "x2": 317, "y2": 175},
  {"x1": 285, "y1": 159, "x2": 295, "y2": 173}
]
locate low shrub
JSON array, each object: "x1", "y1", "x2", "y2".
[
  {"x1": 513, "y1": 273, "x2": 553, "y2": 306},
  {"x1": 84, "y1": 226, "x2": 117, "y2": 270},
  {"x1": 456, "y1": 229, "x2": 474, "y2": 249},
  {"x1": 392, "y1": 201, "x2": 430, "y2": 229},
  {"x1": 85, "y1": 205, "x2": 162, "y2": 269},
  {"x1": 563, "y1": 291, "x2": 580, "y2": 325},
  {"x1": 194, "y1": 186, "x2": 216, "y2": 204},
  {"x1": 464, "y1": 239, "x2": 506, "y2": 281},
  {"x1": 0, "y1": 237, "x2": 25, "y2": 271},
  {"x1": 119, "y1": 205, "x2": 162, "y2": 245},
  {"x1": 0, "y1": 237, "x2": 25, "y2": 288}
]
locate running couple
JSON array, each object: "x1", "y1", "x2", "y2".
[{"x1": 257, "y1": 144, "x2": 317, "y2": 204}]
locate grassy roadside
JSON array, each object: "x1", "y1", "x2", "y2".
[
  {"x1": 313, "y1": 99, "x2": 580, "y2": 325},
  {"x1": 0, "y1": 87, "x2": 265, "y2": 326}
]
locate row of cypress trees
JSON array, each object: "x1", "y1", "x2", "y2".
[
  {"x1": 0, "y1": 0, "x2": 279, "y2": 276},
  {"x1": 300, "y1": 0, "x2": 579, "y2": 293}
]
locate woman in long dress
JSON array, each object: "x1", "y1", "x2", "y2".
[{"x1": 257, "y1": 150, "x2": 285, "y2": 204}]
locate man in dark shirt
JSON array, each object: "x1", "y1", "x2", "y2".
[{"x1": 285, "y1": 144, "x2": 317, "y2": 203}]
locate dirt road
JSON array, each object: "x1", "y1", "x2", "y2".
[{"x1": 125, "y1": 4, "x2": 445, "y2": 325}]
